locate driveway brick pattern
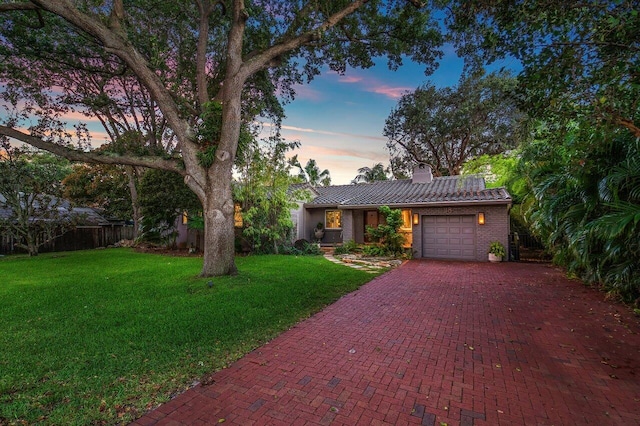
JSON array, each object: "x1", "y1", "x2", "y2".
[{"x1": 133, "y1": 261, "x2": 640, "y2": 425}]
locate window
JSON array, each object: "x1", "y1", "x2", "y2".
[
  {"x1": 234, "y1": 204, "x2": 243, "y2": 228},
  {"x1": 325, "y1": 210, "x2": 342, "y2": 229},
  {"x1": 182, "y1": 211, "x2": 189, "y2": 225},
  {"x1": 401, "y1": 209, "x2": 412, "y2": 230}
]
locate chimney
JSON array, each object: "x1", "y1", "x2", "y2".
[{"x1": 412, "y1": 163, "x2": 433, "y2": 184}]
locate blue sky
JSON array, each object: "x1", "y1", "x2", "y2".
[
  {"x1": 7, "y1": 44, "x2": 518, "y2": 185},
  {"x1": 270, "y1": 51, "x2": 467, "y2": 184},
  {"x1": 271, "y1": 44, "x2": 521, "y2": 185}
]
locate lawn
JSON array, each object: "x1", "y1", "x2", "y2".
[{"x1": 0, "y1": 248, "x2": 378, "y2": 425}]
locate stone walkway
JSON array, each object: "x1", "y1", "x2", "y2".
[{"x1": 133, "y1": 260, "x2": 640, "y2": 425}]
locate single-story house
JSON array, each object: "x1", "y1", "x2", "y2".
[
  {"x1": 0, "y1": 193, "x2": 134, "y2": 254},
  {"x1": 293, "y1": 164, "x2": 512, "y2": 261}
]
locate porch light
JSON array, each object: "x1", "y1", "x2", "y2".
[
  {"x1": 478, "y1": 212, "x2": 485, "y2": 225},
  {"x1": 412, "y1": 213, "x2": 419, "y2": 225}
]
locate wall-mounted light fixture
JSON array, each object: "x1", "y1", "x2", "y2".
[
  {"x1": 478, "y1": 212, "x2": 485, "y2": 225},
  {"x1": 413, "y1": 213, "x2": 419, "y2": 225}
]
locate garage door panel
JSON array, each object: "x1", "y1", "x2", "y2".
[{"x1": 422, "y1": 215, "x2": 476, "y2": 260}]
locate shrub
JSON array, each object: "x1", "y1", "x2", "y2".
[
  {"x1": 334, "y1": 239, "x2": 359, "y2": 255},
  {"x1": 365, "y1": 206, "x2": 406, "y2": 257}
]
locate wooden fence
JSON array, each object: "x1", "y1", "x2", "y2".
[{"x1": 0, "y1": 225, "x2": 135, "y2": 255}]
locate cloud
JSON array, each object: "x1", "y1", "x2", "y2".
[
  {"x1": 291, "y1": 84, "x2": 324, "y2": 102},
  {"x1": 305, "y1": 145, "x2": 387, "y2": 162},
  {"x1": 329, "y1": 71, "x2": 412, "y2": 100},
  {"x1": 261, "y1": 122, "x2": 386, "y2": 142},
  {"x1": 338, "y1": 75, "x2": 363, "y2": 84},
  {"x1": 369, "y1": 85, "x2": 412, "y2": 99}
]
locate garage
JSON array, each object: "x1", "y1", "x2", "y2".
[{"x1": 422, "y1": 215, "x2": 476, "y2": 260}]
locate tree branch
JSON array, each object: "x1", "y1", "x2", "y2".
[
  {"x1": 30, "y1": 0, "x2": 192, "y2": 145},
  {"x1": 196, "y1": 0, "x2": 213, "y2": 107},
  {"x1": 240, "y1": 0, "x2": 370, "y2": 79},
  {"x1": 0, "y1": 125, "x2": 184, "y2": 173},
  {"x1": 0, "y1": 2, "x2": 38, "y2": 12}
]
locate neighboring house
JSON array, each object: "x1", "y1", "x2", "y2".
[
  {"x1": 0, "y1": 194, "x2": 133, "y2": 254},
  {"x1": 295, "y1": 164, "x2": 512, "y2": 262}
]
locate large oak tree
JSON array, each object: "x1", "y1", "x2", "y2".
[
  {"x1": 0, "y1": 0, "x2": 444, "y2": 276},
  {"x1": 384, "y1": 70, "x2": 524, "y2": 177}
]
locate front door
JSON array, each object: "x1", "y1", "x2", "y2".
[{"x1": 364, "y1": 210, "x2": 379, "y2": 242}]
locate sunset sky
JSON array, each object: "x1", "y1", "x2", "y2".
[
  {"x1": 269, "y1": 50, "x2": 467, "y2": 184},
  {"x1": 10, "y1": 45, "x2": 518, "y2": 185},
  {"x1": 266, "y1": 46, "x2": 519, "y2": 184}
]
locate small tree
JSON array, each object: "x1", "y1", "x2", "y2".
[
  {"x1": 0, "y1": 148, "x2": 77, "y2": 255},
  {"x1": 365, "y1": 205, "x2": 406, "y2": 257},
  {"x1": 235, "y1": 136, "x2": 302, "y2": 254},
  {"x1": 138, "y1": 169, "x2": 200, "y2": 247}
]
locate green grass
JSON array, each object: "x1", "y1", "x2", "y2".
[{"x1": 0, "y1": 249, "x2": 378, "y2": 425}]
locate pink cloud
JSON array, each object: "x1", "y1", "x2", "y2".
[
  {"x1": 279, "y1": 124, "x2": 386, "y2": 142},
  {"x1": 329, "y1": 71, "x2": 412, "y2": 100},
  {"x1": 338, "y1": 76, "x2": 363, "y2": 84},
  {"x1": 291, "y1": 84, "x2": 323, "y2": 102},
  {"x1": 368, "y1": 85, "x2": 412, "y2": 99},
  {"x1": 305, "y1": 145, "x2": 387, "y2": 162}
]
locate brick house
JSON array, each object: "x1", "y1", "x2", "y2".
[{"x1": 296, "y1": 164, "x2": 512, "y2": 261}]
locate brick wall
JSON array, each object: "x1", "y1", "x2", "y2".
[{"x1": 411, "y1": 204, "x2": 510, "y2": 261}]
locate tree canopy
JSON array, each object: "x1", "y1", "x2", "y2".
[
  {"x1": 444, "y1": 0, "x2": 639, "y2": 139},
  {"x1": 384, "y1": 70, "x2": 525, "y2": 176},
  {"x1": 293, "y1": 157, "x2": 332, "y2": 187},
  {"x1": 0, "y1": 147, "x2": 77, "y2": 255},
  {"x1": 352, "y1": 163, "x2": 390, "y2": 183},
  {"x1": 0, "y1": 0, "x2": 445, "y2": 276}
]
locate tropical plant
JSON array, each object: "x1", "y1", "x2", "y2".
[
  {"x1": 293, "y1": 158, "x2": 332, "y2": 187},
  {"x1": 488, "y1": 241, "x2": 506, "y2": 257},
  {"x1": 352, "y1": 163, "x2": 390, "y2": 184},
  {"x1": 518, "y1": 126, "x2": 640, "y2": 302}
]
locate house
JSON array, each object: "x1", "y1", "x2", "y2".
[
  {"x1": 296, "y1": 164, "x2": 512, "y2": 261},
  {"x1": 0, "y1": 193, "x2": 134, "y2": 254}
]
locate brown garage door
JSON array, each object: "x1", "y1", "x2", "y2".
[{"x1": 422, "y1": 215, "x2": 476, "y2": 260}]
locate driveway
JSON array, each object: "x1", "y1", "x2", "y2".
[{"x1": 133, "y1": 261, "x2": 640, "y2": 425}]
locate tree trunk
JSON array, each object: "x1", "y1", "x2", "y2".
[
  {"x1": 125, "y1": 166, "x2": 143, "y2": 238},
  {"x1": 200, "y1": 185, "x2": 237, "y2": 277}
]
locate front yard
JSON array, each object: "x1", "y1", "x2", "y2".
[{"x1": 0, "y1": 249, "x2": 377, "y2": 425}]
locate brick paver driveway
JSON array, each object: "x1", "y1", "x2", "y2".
[{"x1": 134, "y1": 261, "x2": 640, "y2": 425}]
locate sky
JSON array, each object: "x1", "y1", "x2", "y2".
[
  {"x1": 6, "y1": 44, "x2": 518, "y2": 185},
  {"x1": 268, "y1": 50, "x2": 466, "y2": 185},
  {"x1": 265, "y1": 46, "x2": 520, "y2": 185}
]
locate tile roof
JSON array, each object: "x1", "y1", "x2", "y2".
[
  {"x1": 307, "y1": 176, "x2": 511, "y2": 207},
  {"x1": 0, "y1": 193, "x2": 109, "y2": 225}
]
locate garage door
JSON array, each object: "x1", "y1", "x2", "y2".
[{"x1": 422, "y1": 215, "x2": 476, "y2": 260}]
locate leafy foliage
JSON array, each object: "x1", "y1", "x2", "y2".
[
  {"x1": 518, "y1": 126, "x2": 640, "y2": 302},
  {"x1": 365, "y1": 206, "x2": 406, "y2": 257},
  {"x1": 234, "y1": 137, "x2": 302, "y2": 254},
  {"x1": 138, "y1": 169, "x2": 200, "y2": 246},
  {"x1": 352, "y1": 163, "x2": 390, "y2": 184},
  {"x1": 293, "y1": 157, "x2": 332, "y2": 187},
  {"x1": 62, "y1": 163, "x2": 132, "y2": 221},
  {"x1": 445, "y1": 0, "x2": 640, "y2": 139},
  {"x1": 385, "y1": 70, "x2": 525, "y2": 177},
  {"x1": 488, "y1": 241, "x2": 506, "y2": 257},
  {"x1": 0, "y1": 148, "x2": 77, "y2": 255}
]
